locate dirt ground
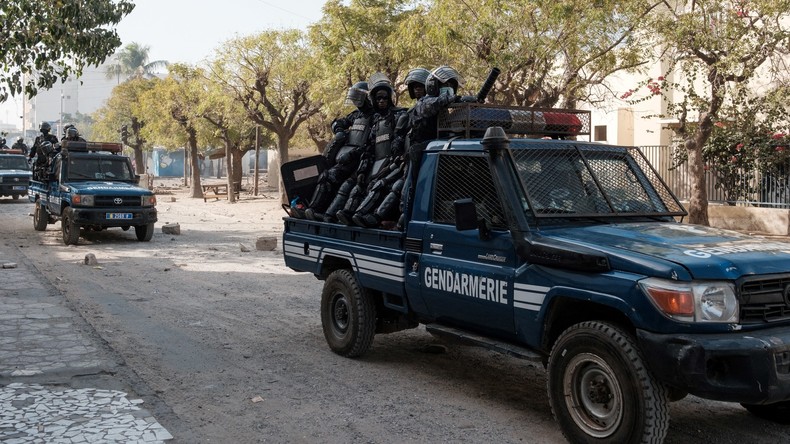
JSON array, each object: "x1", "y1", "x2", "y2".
[{"x1": 3, "y1": 178, "x2": 790, "y2": 443}]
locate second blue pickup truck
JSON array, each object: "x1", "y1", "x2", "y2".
[
  {"x1": 28, "y1": 141, "x2": 157, "y2": 245},
  {"x1": 282, "y1": 104, "x2": 790, "y2": 443}
]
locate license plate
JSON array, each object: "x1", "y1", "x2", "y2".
[
  {"x1": 12, "y1": 186, "x2": 26, "y2": 190},
  {"x1": 106, "y1": 213, "x2": 133, "y2": 220}
]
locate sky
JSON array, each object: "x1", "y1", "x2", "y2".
[{"x1": 0, "y1": 0, "x2": 327, "y2": 129}]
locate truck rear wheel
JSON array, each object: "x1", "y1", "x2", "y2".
[
  {"x1": 33, "y1": 201, "x2": 48, "y2": 231},
  {"x1": 61, "y1": 208, "x2": 80, "y2": 245},
  {"x1": 321, "y1": 269, "x2": 376, "y2": 358},
  {"x1": 547, "y1": 321, "x2": 669, "y2": 444},
  {"x1": 135, "y1": 223, "x2": 154, "y2": 241},
  {"x1": 741, "y1": 401, "x2": 790, "y2": 424}
]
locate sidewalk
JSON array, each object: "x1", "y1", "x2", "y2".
[{"x1": 0, "y1": 244, "x2": 172, "y2": 443}]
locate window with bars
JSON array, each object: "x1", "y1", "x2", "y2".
[{"x1": 432, "y1": 154, "x2": 507, "y2": 229}]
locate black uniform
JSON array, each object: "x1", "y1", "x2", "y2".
[
  {"x1": 11, "y1": 139, "x2": 28, "y2": 155},
  {"x1": 303, "y1": 82, "x2": 375, "y2": 222}
]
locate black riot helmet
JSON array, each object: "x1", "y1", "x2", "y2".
[
  {"x1": 425, "y1": 65, "x2": 463, "y2": 97},
  {"x1": 344, "y1": 81, "x2": 370, "y2": 110},
  {"x1": 66, "y1": 126, "x2": 79, "y2": 139},
  {"x1": 405, "y1": 67, "x2": 430, "y2": 99},
  {"x1": 368, "y1": 72, "x2": 394, "y2": 108},
  {"x1": 40, "y1": 122, "x2": 51, "y2": 134}
]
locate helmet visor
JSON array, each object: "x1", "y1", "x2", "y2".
[{"x1": 344, "y1": 87, "x2": 369, "y2": 107}]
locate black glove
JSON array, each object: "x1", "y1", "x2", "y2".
[{"x1": 458, "y1": 95, "x2": 479, "y2": 103}]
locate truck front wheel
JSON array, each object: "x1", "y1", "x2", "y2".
[
  {"x1": 61, "y1": 208, "x2": 80, "y2": 245},
  {"x1": 547, "y1": 321, "x2": 669, "y2": 444},
  {"x1": 135, "y1": 223, "x2": 154, "y2": 241},
  {"x1": 33, "y1": 201, "x2": 48, "y2": 231},
  {"x1": 321, "y1": 269, "x2": 376, "y2": 358}
]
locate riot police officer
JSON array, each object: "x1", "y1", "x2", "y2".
[
  {"x1": 333, "y1": 73, "x2": 407, "y2": 225},
  {"x1": 349, "y1": 69, "x2": 428, "y2": 228},
  {"x1": 12, "y1": 136, "x2": 28, "y2": 155},
  {"x1": 303, "y1": 82, "x2": 375, "y2": 221},
  {"x1": 61, "y1": 125, "x2": 86, "y2": 144},
  {"x1": 29, "y1": 122, "x2": 59, "y2": 162}
]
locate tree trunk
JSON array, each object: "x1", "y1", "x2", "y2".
[
  {"x1": 133, "y1": 144, "x2": 145, "y2": 175},
  {"x1": 686, "y1": 137, "x2": 709, "y2": 225},
  {"x1": 225, "y1": 142, "x2": 236, "y2": 203},
  {"x1": 188, "y1": 130, "x2": 202, "y2": 198},
  {"x1": 275, "y1": 133, "x2": 290, "y2": 204}
]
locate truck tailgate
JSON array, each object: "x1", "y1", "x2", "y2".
[{"x1": 283, "y1": 218, "x2": 406, "y2": 296}]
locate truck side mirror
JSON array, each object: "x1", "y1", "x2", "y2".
[
  {"x1": 134, "y1": 174, "x2": 141, "y2": 185},
  {"x1": 454, "y1": 198, "x2": 491, "y2": 240}
]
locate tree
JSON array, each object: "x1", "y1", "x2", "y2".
[
  {"x1": 105, "y1": 42, "x2": 169, "y2": 83},
  {"x1": 138, "y1": 66, "x2": 209, "y2": 198},
  {"x1": 309, "y1": 0, "x2": 418, "y2": 100},
  {"x1": 92, "y1": 78, "x2": 156, "y2": 173},
  {"x1": 0, "y1": 0, "x2": 134, "y2": 102},
  {"x1": 396, "y1": 0, "x2": 659, "y2": 108},
  {"x1": 648, "y1": 0, "x2": 790, "y2": 224},
  {"x1": 188, "y1": 64, "x2": 265, "y2": 203},
  {"x1": 211, "y1": 30, "x2": 322, "y2": 203}
]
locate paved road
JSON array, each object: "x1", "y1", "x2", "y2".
[{"x1": 0, "y1": 199, "x2": 172, "y2": 443}]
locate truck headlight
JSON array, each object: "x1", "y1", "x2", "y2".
[
  {"x1": 141, "y1": 195, "x2": 156, "y2": 207},
  {"x1": 72, "y1": 194, "x2": 95, "y2": 206},
  {"x1": 639, "y1": 277, "x2": 738, "y2": 323}
]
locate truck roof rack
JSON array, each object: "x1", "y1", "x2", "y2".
[
  {"x1": 0, "y1": 149, "x2": 25, "y2": 155},
  {"x1": 437, "y1": 103, "x2": 591, "y2": 139},
  {"x1": 62, "y1": 141, "x2": 123, "y2": 154}
]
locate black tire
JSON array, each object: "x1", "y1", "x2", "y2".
[
  {"x1": 61, "y1": 207, "x2": 80, "y2": 245},
  {"x1": 135, "y1": 223, "x2": 154, "y2": 241},
  {"x1": 320, "y1": 269, "x2": 376, "y2": 358},
  {"x1": 741, "y1": 401, "x2": 790, "y2": 424},
  {"x1": 12, "y1": 194, "x2": 20, "y2": 200},
  {"x1": 547, "y1": 321, "x2": 669, "y2": 444},
  {"x1": 33, "y1": 201, "x2": 48, "y2": 231},
  {"x1": 121, "y1": 226, "x2": 130, "y2": 231}
]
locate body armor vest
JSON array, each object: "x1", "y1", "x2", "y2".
[
  {"x1": 346, "y1": 116, "x2": 371, "y2": 148},
  {"x1": 371, "y1": 116, "x2": 395, "y2": 176}
]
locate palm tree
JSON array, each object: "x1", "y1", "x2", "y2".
[{"x1": 105, "y1": 42, "x2": 169, "y2": 84}]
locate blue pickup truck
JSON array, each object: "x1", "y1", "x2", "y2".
[
  {"x1": 28, "y1": 141, "x2": 157, "y2": 245},
  {"x1": 282, "y1": 104, "x2": 790, "y2": 443},
  {"x1": 0, "y1": 149, "x2": 32, "y2": 200}
]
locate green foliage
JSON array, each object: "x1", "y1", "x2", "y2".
[
  {"x1": 211, "y1": 29, "x2": 321, "y2": 158},
  {"x1": 137, "y1": 64, "x2": 209, "y2": 149},
  {"x1": 92, "y1": 78, "x2": 155, "y2": 146},
  {"x1": 0, "y1": 0, "x2": 135, "y2": 102},
  {"x1": 401, "y1": 0, "x2": 656, "y2": 108}
]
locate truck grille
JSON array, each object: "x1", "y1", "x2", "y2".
[
  {"x1": 95, "y1": 196, "x2": 140, "y2": 207},
  {"x1": 739, "y1": 275, "x2": 790, "y2": 324}
]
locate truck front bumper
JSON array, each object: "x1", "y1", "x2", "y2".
[
  {"x1": 637, "y1": 326, "x2": 790, "y2": 404},
  {"x1": 71, "y1": 207, "x2": 158, "y2": 227},
  {"x1": 0, "y1": 183, "x2": 29, "y2": 196}
]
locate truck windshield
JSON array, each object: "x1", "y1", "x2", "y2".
[
  {"x1": 0, "y1": 156, "x2": 29, "y2": 170},
  {"x1": 509, "y1": 141, "x2": 686, "y2": 219},
  {"x1": 67, "y1": 157, "x2": 133, "y2": 181}
]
